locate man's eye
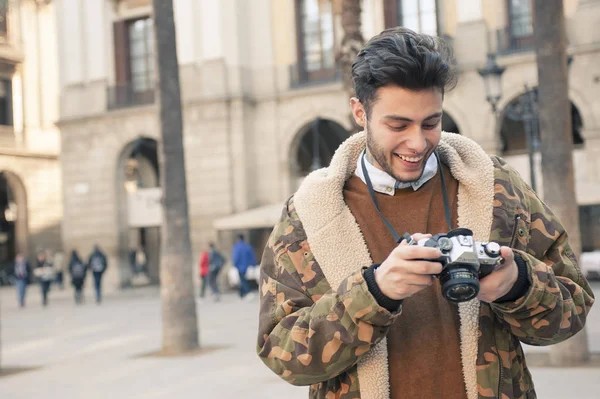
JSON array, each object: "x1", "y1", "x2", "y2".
[
  {"x1": 423, "y1": 121, "x2": 440, "y2": 130},
  {"x1": 389, "y1": 126, "x2": 407, "y2": 132}
]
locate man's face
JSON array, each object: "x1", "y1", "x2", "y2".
[{"x1": 351, "y1": 86, "x2": 443, "y2": 183}]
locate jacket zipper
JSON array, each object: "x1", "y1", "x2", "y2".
[
  {"x1": 499, "y1": 214, "x2": 522, "y2": 398},
  {"x1": 509, "y1": 214, "x2": 522, "y2": 248},
  {"x1": 497, "y1": 353, "x2": 503, "y2": 399}
]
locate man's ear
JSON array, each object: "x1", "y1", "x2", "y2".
[{"x1": 350, "y1": 97, "x2": 366, "y2": 128}]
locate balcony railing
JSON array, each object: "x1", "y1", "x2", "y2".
[
  {"x1": 289, "y1": 63, "x2": 341, "y2": 89},
  {"x1": 495, "y1": 26, "x2": 534, "y2": 55},
  {"x1": 107, "y1": 84, "x2": 155, "y2": 110}
]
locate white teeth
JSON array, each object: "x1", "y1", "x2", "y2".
[{"x1": 397, "y1": 154, "x2": 423, "y2": 163}]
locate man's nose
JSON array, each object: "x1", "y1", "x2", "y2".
[{"x1": 405, "y1": 128, "x2": 427, "y2": 154}]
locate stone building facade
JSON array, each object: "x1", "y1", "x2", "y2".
[
  {"x1": 55, "y1": 0, "x2": 600, "y2": 290},
  {"x1": 0, "y1": 0, "x2": 62, "y2": 274}
]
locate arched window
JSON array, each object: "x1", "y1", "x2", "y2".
[
  {"x1": 0, "y1": 171, "x2": 28, "y2": 271},
  {"x1": 499, "y1": 91, "x2": 584, "y2": 155},
  {"x1": 442, "y1": 112, "x2": 460, "y2": 134},
  {"x1": 293, "y1": 119, "x2": 349, "y2": 176}
]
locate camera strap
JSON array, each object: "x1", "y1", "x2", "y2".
[{"x1": 360, "y1": 150, "x2": 453, "y2": 244}]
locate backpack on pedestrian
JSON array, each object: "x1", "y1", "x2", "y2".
[
  {"x1": 71, "y1": 261, "x2": 86, "y2": 280},
  {"x1": 90, "y1": 255, "x2": 105, "y2": 273},
  {"x1": 209, "y1": 250, "x2": 225, "y2": 273}
]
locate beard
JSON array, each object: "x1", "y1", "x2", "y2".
[{"x1": 365, "y1": 122, "x2": 427, "y2": 184}]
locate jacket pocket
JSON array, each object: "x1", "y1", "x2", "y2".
[{"x1": 509, "y1": 213, "x2": 530, "y2": 253}]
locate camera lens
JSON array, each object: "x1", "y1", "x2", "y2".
[{"x1": 439, "y1": 266, "x2": 480, "y2": 303}]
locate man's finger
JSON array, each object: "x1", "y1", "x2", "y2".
[
  {"x1": 411, "y1": 233, "x2": 432, "y2": 242},
  {"x1": 500, "y1": 246, "x2": 515, "y2": 258},
  {"x1": 406, "y1": 261, "x2": 443, "y2": 276},
  {"x1": 398, "y1": 233, "x2": 432, "y2": 247},
  {"x1": 497, "y1": 246, "x2": 515, "y2": 269},
  {"x1": 402, "y1": 245, "x2": 442, "y2": 261}
]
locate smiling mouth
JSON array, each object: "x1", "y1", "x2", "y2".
[{"x1": 395, "y1": 154, "x2": 424, "y2": 163}]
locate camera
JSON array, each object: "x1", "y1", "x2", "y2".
[{"x1": 410, "y1": 228, "x2": 503, "y2": 303}]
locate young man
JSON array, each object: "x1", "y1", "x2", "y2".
[{"x1": 257, "y1": 28, "x2": 594, "y2": 399}]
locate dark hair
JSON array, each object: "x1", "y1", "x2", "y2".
[
  {"x1": 237, "y1": 234, "x2": 245, "y2": 241},
  {"x1": 352, "y1": 27, "x2": 457, "y2": 116}
]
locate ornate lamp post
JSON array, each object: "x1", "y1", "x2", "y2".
[
  {"x1": 478, "y1": 53, "x2": 539, "y2": 192},
  {"x1": 478, "y1": 54, "x2": 505, "y2": 113},
  {"x1": 504, "y1": 85, "x2": 540, "y2": 192},
  {"x1": 479, "y1": 53, "x2": 574, "y2": 194}
]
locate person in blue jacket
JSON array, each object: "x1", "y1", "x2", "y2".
[{"x1": 231, "y1": 234, "x2": 257, "y2": 299}]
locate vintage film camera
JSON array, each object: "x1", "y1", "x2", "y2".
[{"x1": 410, "y1": 228, "x2": 503, "y2": 303}]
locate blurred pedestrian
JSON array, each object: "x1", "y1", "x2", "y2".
[
  {"x1": 231, "y1": 235, "x2": 256, "y2": 300},
  {"x1": 199, "y1": 249, "x2": 209, "y2": 298},
  {"x1": 129, "y1": 248, "x2": 137, "y2": 277},
  {"x1": 69, "y1": 250, "x2": 87, "y2": 304},
  {"x1": 53, "y1": 250, "x2": 66, "y2": 289},
  {"x1": 88, "y1": 245, "x2": 108, "y2": 304},
  {"x1": 13, "y1": 253, "x2": 31, "y2": 308},
  {"x1": 34, "y1": 249, "x2": 55, "y2": 307},
  {"x1": 208, "y1": 243, "x2": 225, "y2": 301},
  {"x1": 135, "y1": 246, "x2": 148, "y2": 276}
]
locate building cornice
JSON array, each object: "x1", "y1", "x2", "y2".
[{"x1": 0, "y1": 148, "x2": 59, "y2": 160}]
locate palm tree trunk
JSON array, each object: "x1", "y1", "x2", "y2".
[
  {"x1": 152, "y1": 0, "x2": 199, "y2": 355},
  {"x1": 533, "y1": 0, "x2": 590, "y2": 366},
  {"x1": 338, "y1": 0, "x2": 365, "y2": 131}
]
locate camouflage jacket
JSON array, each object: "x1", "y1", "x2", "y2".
[{"x1": 257, "y1": 132, "x2": 595, "y2": 399}]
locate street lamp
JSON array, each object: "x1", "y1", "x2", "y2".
[
  {"x1": 504, "y1": 85, "x2": 540, "y2": 192},
  {"x1": 479, "y1": 52, "x2": 575, "y2": 194},
  {"x1": 478, "y1": 53, "x2": 539, "y2": 192},
  {"x1": 478, "y1": 54, "x2": 505, "y2": 113}
]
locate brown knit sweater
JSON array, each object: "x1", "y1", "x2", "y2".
[{"x1": 343, "y1": 164, "x2": 468, "y2": 399}]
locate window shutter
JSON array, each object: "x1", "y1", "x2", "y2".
[
  {"x1": 113, "y1": 21, "x2": 130, "y2": 86},
  {"x1": 383, "y1": 0, "x2": 398, "y2": 29},
  {"x1": 295, "y1": 0, "x2": 306, "y2": 80}
]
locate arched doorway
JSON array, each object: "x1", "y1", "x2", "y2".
[
  {"x1": 0, "y1": 171, "x2": 28, "y2": 283},
  {"x1": 499, "y1": 91, "x2": 584, "y2": 155},
  {"x1": 290, "y1": 118, "x2": 349, "y2": 189},
  {"x1": 442, "y1": 112, "x2": 461, "y2": 134},
  {"x1": 116, "y1": 138, "x2": 161, "y2": 286}
]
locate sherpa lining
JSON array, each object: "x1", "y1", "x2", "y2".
[{"x1": 293, "y1": 131, "x2": 495, "y2": 399}]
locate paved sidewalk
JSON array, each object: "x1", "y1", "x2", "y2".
[
  {"x1": 0, "y1": 282, "x2": 599, "y2": 398},
  {"x1": 0, "y1": 286, "x2": 305, "y2": 399}
]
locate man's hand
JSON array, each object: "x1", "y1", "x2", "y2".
[
  {"x1": 477, "y1": 246, "x2": 519, "y2": 303},
  {"x1": 375, "y1": 233, "x2": 443, "y2": 301}
]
